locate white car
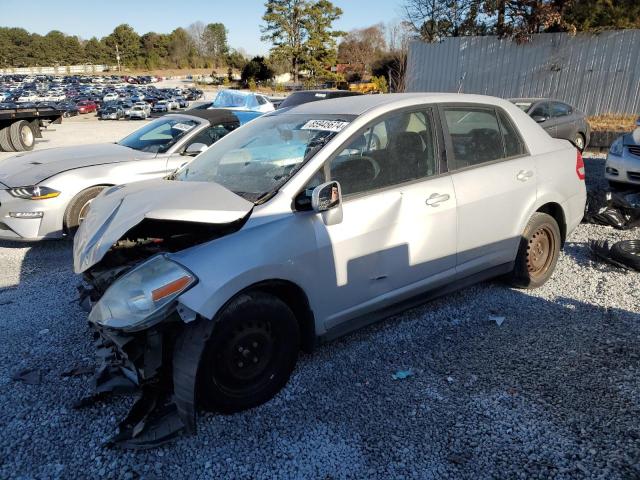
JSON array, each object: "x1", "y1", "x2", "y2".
[
  {"x1": 152, "y1": 100, "x2": 170, "y2": 112},
  {"x1": 605, "y1": 118, "x2": 640, "y2": 188},
  {"x1": 16, "y1": 93, "x2": 37, "y2": 102},
  {"x1": 103, "y1": 92, "x2": 119, "y2": 102},
  {"x1": 74, "y1": 93, "x2": 586, "y2": 447},
  {"x1": 127, "y1": 105, "x2": 148, "y2": 120},
  {"x1": 134, "y1": 101, "x2": 151, "y2": 115},
  {"x1": 210, "y1": 89, "x2": 275, "y2": 113}
]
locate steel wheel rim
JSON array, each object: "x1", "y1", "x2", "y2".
[
  {"x1": 21, "y1": 125, "x2": 34, "y2": 146},
  {"x1": 575, "y1": 136, "x2": 584, "y2": 150},
  {"x1": 527, "y1": 225, "x2": 555, "y2": 279},
  {"x1": 213, "y1": 320, "x2": 276, "y2": 396}
]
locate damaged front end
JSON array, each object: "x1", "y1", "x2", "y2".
[{"x1": 72, "y1": 180, "x2": 255, "y2": 449}]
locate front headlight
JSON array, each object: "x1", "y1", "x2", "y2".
[
  {"x1": 8, "y1": 186, "x2": 61, "y2": 200},
  {"x1": 89, "y1": 255, "x2": 197, "y2": 331},
  {"x1": 609, "y1": 137, "x2": 624, "y2": 156}
]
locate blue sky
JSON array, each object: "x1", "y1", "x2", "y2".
[{"x1": 1, "y1": 0, "x2": 404, "y2": 56}]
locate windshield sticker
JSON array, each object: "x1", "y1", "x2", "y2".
[
  {"x1": 172, "y1": 122, "x2": 195, "y2": 132},
  {"x1": 301, "y1": 120, "x2": 349, "y2": 132}
]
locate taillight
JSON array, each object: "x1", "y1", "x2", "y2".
[{"x1": 576, "y1": 150, "x2": 585, "y2": 180}]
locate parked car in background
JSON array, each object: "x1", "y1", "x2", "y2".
[
  {"x1": 76, "y1": 100, "x2": 97, "y2": 114},
  {"x1": 0, "y1": 110, "x2": 254, "y2": 241},
  {"x1": 133, "y1": 101, "x2": 151, "y2": 116},
  {"x1": 176, "y1": 97, "x2": 189, "y2": 108},
  {"x1": 100, "y1": 105, "x2": 125, "y2": 120},
  {"x1": 152, "y1": 100, "x2": 171, "y2": 113},
  {"x1": 605, "y1": 117, "x2": 640, "y2": 189},
  {"x1": 103, "y1": 92, "x2": 119, "y2": 102},
  {"x1": 72, "y1": 93, "x2": 586, "y2": 447},
  {"x1": 211, "y1": 89, "x2": 275, "y2": 113},
  {"x1": 128, "y1": 105, "x2": 148, "y2": 120},
  {"x1": 510, "y1": 98, "x2": 590, "y2": 151},
  {"x1": 277, "y1": 89, "x2": 362, "y2": 110}
]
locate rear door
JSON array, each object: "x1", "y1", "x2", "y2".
[
  {"x1": 439, "y1": 104, "x2": 534, "y2": 276},
  {"x1": 550, "y1": 102, "x2": 574, "y2": 142},
  {"x1": 530, "y1": 102, "x2": 556, "y2": 137}
]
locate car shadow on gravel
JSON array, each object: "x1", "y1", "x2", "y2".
[{"x1": 0, "y1": 239, "x2": 73, "y2": 289}]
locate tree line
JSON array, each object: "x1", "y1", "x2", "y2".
[
  {"x1": 0, "y1": 23, "x2": 246, "y2": 70},
  {"x1": 403, "y1": 0, "x2": 640, "y2": 43}
]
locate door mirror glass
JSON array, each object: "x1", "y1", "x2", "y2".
[
  {"x1": 184, "y1": 142, "x2": 208, "y2": 156},
  {"x1": 311, "y1": 181, "x2": 343, "y2": 226},
  {"x1": 532, "y1": 115, "x2": 548, "y2": 123},
  {"x1": 312, "y1": 181, "x2": 341, "y2": 212}
]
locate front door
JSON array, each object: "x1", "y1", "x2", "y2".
[{"x1": 309, "y1": 107, "x2": 457, "y2": 331}]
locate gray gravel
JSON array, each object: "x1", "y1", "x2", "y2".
[{"x1": 0, "y1": 156, "x2": 639, "y2": 479}]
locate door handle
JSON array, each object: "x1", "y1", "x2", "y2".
[
  {"x1": 426, "y1": 193, "x2": 450, "y2": 207},
  {"x1": 516, "y1": 170, "x2": 534, "y2": 182}
]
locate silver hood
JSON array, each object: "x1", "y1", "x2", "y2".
[
  {"x1": 73, "y1": 178, "x2": 253, "y2": 273},
  {"x1": 0, "y1": 143, "x2": 150, "y2": 187}
]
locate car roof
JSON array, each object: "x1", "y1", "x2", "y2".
[
  {"x1": 174, "y1": 108, "x2": 243, "y2": 125},
  {"x1": 509, "y1": 98, "x2": 566, "y2": 104},
  {"x1": 285, "y1": 92, "x2": 516, "y2": 116}
]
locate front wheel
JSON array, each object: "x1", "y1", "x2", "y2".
[
  {"x1": 198, "y1": 291, "x2": 300, "y2": 414},
  {"x1": 64, "y1": 186, "x2": 107, "y2": 234},
  {"x1": 507, "y1": 212, "x2": 561, "y2": 289}
]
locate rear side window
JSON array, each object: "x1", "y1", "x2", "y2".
[
  {"x1": 551, "y1": 102, "x2": 572, "y2": 117},
  {"x1": 530, "y1": 102, "x2": 549, "y2": 119},
  {"x1": 497, "y1": 109, "x2": 526, "y2": 158},
  {"x1": 443, "y1": 107, "x2": 504, "y2": 168}
]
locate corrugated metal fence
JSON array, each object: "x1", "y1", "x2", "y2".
[{"x1": 406, "y1": 30, "x2": 640, "y2": 115}]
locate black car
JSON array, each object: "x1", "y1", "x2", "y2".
[
  {"x1": 509, "y1": 98, "x2": 591, "y2": 151},
  {"x1": 277, "y1": 89, "x2": 362, "y2": 109}
]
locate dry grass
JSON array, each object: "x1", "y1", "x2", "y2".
[{"x1": 588, "y1": 114, "x2": 638, "y2": 132}]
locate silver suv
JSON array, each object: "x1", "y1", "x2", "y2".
[{"x1": 73, "y1": 93, "x2": 586, "y2": 447}]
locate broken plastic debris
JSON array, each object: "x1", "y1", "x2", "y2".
[
  {"x1": 392, "y1": 369, "x2": 414, "y2": 380},
  {"x1": 489, "y1": 315, "x2": 505, "y2": 326},
  {"x1": 38, "y1": 328, "x2": 50, "y2": 335}
]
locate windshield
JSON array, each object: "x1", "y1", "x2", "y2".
[
  {"x1": 176, "y1": 113, "x2": 354, "y2": 201},
  {"x1": 213, "y1": 90, "x2": 248, "y2": 108},
  {"x1": 118, "y1": 117, "x2": 200, "y2": 153}
]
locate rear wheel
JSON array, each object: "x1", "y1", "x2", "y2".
[
  {"x1": 0, "y1": 125, "x2": 15, "y2": 152},
  {"x1": 10, "y1": 120, "x2": 35, "y2": 151},
  {"x1": 64, "y1": 186, "x2": 107, "y2": 234},
  {"x1": 574, "y1": 133, "x2": 585, "y2": 151},
  {"x1": 198, "y1": 291, "x2": 300, "y2": 413},
  {"x1": 507, "y1": 212, "x2": 561, "y2": 289}
]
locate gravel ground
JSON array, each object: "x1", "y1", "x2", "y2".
[{"x1": 0, "y1": 156, "x2": 639, "y2": 479}]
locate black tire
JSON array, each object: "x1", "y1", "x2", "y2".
[
  {"x1": 198, "y1": 291, "x2": 300, "y2": 413},
  {"x1": 507, "y1": 212, "x2": 561, "y2": 289},
  {"x1": 610, "y1": 240, "x2": 640, "y2": 271},
  {"x1": 9, "y1": 120, "x2": 35, "y2": 151},
  {"x1": 574, "y1": 132, "x2": 585, "y2": 152},
  {"x1": 64, "y1": 186, "x2": 107, "y2": 233},
  {"x1": 0, "y1": 125, "x2": 15, "y2": 152}
]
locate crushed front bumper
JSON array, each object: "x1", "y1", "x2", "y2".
[{"x1": 79, "y1": 306, "x2": 214, "y2": 449}]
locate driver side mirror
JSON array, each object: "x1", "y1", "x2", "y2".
[
  {"x1": 311, "y1": 181, "x2": 343, "y2": 226},
  {"x1": 532, "y1": 115, "x2": 548, "y2": 123},
  {"x1": 183, "y1": 142, "x2": 208, "y2": 156}
]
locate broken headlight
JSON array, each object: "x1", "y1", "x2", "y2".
[
  {"x1": 8, "y1": 186, "x2": 61, "y2": 200},
  {"x1": 89, "y1": 255, "x2": 197, "y2": 332}
]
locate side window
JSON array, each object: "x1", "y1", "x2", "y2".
[
  {"x1": 497, "y1": 109, "x2": 526, "y2": 158},
  {"x1": 256, "y1": 95, "x2": 267, "y2": 105},
  {"x1": 551, "y1": 102, "x2": 571, "y2": 117},
  {"x1": 530, "y1": 102, "x2": 549, "y2": 119},
  {"x1": 185, "y1": 124, "x2": 236, "y2": 148},
  {"x1": 327, "y1": 109, "x2": 438, "y2": 196},
  {"x1": 443, "y1": 107, "x2": 504, "y2": 168}
]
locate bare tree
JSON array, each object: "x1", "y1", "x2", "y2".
[
  {"x1": 403, "y1": 0, "x2": 480, "y2": 41},
  {"x1": 187, "y1": 21, "x2": 207, "y2": 56},
  {"x1": 385, "y1": 20, "x2": 413, "y2": 92},
  {"x1": 337, "y1": 23, "x2": 387, "y2": 75}
]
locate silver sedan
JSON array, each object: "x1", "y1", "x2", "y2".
[
  {"x1": 605, "y1": 117, "x2": 640, "y2": 189},
  {"x1": 0, "y1": 110, "x2": 244, "y2": 240},
  {"x1": 74, "y1": 93, "x2": 586, "y2": 447}
]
